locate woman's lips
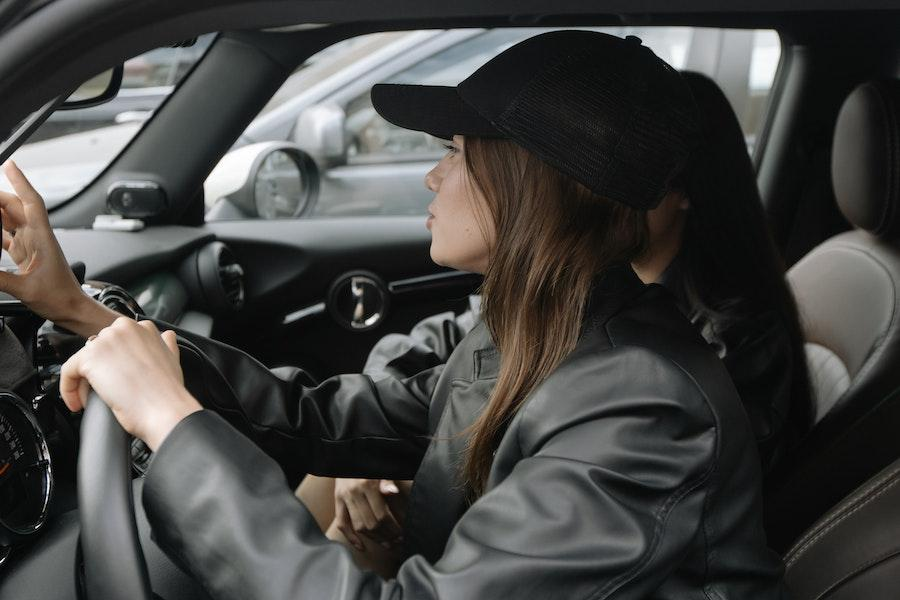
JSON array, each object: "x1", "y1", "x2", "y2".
[{"x1": 426, "y1": 213, "x2": 435, "y2": 230}]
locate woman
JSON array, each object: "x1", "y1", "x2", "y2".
[
  {"x1": 306, "y1": 72, "x2": 812, "y2": 574},
  {"x1": 0, "y1": 31, "x2": 787, "y2": 599}
]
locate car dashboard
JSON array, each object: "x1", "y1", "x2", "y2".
[{"x1": 0, "y1": 226, "x2": 247, "y2": 589}]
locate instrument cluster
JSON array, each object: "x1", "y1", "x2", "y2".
[{"x1": 0, "y1": 281, "x2": 146, "y2": 568}]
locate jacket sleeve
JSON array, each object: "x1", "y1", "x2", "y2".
[
  {"x1": 153, "y1": 318, "x2": 442, "y2": 480},
  {"x1": 363, "y1": 300, "x2": 480, "y2": 380},
  {"x1": 141, "y1": 349, "x2": 720, "y2": 600}
]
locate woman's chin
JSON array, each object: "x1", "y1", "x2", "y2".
[{"x1": 429, "y1": 246, "x2": 447, "y2": 268}]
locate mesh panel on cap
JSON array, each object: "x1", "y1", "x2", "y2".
[{"x1": 494, "y1": 46, "x2": 698, "y2": 209}]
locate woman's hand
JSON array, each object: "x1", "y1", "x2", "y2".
[
  {"x1": 59, "y1": 317, "x2": 202, "y2": 451},
  {"x1": 333, "y1": 478, "x2": 403, "y2": 551},
  {"x1": 0, "y1": 161, "x2": 87, "y2": 322}
]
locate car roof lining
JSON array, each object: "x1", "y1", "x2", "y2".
[{"x1": 1, "y1": 0, "x2": 900, "y2": 139}]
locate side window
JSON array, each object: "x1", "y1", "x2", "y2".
[
  {"x1": 344, "y1": 29, "x2": 536, "y2": 165},
  {"x1": 209, "y1": 27, "x2": 781, "y2": 221},
  {"x1": 652, "y1": 27, "x2": 781, "y2": 152},
  {"x1": 2, "y1": 35, "x2": 216, "y2": 210}
]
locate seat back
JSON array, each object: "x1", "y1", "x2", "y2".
[{"x1": 766, "y1": 79, "x2": 900, "y2": 551}]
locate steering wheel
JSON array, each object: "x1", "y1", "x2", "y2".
[{"x1": 77, "y1": 391, "x2": 153, "y2": 600}]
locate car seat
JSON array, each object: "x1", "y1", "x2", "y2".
[{"x1": 766, "y1": 79, "x2": 900, "y2": 552}]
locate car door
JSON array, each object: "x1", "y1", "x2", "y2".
[{"x1": 202, "y1": 25, "x2": 782, "y2": 380}]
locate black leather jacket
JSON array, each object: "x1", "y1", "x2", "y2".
[
  {"x1": 141, "y1": 266, "x2": 786, "y2": 599},
  {"x1": 366, "y1": 259, "x2": 798, "y2": 474}
]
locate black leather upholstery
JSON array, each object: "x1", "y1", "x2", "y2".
[
  {"x1": 784, "y1": 455, "x2": 900, "y2": 600},
  {"x1": 765, "y1": 80, "x2": 900, "y2": 552}
]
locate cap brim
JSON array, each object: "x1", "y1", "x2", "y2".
[{"x1": 371, "y1": 83, "x2": 501, "y2": 141}]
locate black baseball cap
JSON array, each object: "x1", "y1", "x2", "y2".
[{"x1": 371, "y1": 30, "x2": 700, "y2": 210}]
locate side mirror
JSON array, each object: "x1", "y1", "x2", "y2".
[
  {"x1": 293, "y1": 103, "x2": 347, "y2": 167},
  {"x1": 59, "y1": 66, "x2": 124, "y2": 110},
  {"x1": 204, "y1": 142, "x2": 320, "y2": 220}
]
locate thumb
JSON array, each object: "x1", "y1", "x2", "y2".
[
  {"x1": 0, "y1": 269, "x2": 23, "y2": 298},
  {"x1": 379, "y1": 480, "x2": 400, "y2": 494},
  {"x1": 161, "y1": 329, "x2": 180, "y2": 361}
]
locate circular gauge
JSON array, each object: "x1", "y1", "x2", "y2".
[
  {"x1": 0, "y1": 391, "x2": 52, "y2": 544},
  {"x1": 253, "y1": 149, "x2": 316, "y2": 219}
]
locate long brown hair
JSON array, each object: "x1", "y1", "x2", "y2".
[{"x1": 461, "y1": 137, "x2": 649, "y2": 496}]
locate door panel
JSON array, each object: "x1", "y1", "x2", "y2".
[{"x1": 206, "y1": 216, "x2": 480, "y2": 378}]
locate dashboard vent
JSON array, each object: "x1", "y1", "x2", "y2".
[
  {"x1": 179, "y1": 241, "x2": 246, "y2": 314},
  {"x1": 218, "y1": 244, "x2": 244, "y2": 310},
  {"x1": 217, "y1": 248, "x2": 245, "y2": 310}
]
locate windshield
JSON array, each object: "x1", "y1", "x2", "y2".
[{"x1": 0, "y1": 34, "x2": 216, "y2": 210}]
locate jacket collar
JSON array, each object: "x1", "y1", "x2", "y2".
[
  {"x1": 474, "y1": 263, "x2": 649, "y2": 381},
  {"x1": 583, "y1": 263, "x2": 649, "y2": 332},
  {"x1": 655, "y1": 253, "x2": 688, "y2": 311}
]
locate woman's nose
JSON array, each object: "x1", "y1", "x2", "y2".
[{"x1": 425, "y1": 167, "x2": 440, "y2": 192}]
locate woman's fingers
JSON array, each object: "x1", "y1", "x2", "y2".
[
  {"x1": 161, "y1": 329, "x2": 180, "y2": 360},
  {"x1": 0, "y1": 269, "x2": 22, "y2": 298},
  {"x1": 59, "y1": 347, "x2": 90, "y2": 412},
  {"x1": 333, "y1": 479, "x2": 405, "y2": 546},
  {"x1": 345, "y1": 494, "x2": 378, "y2": 533},
  {"x1": 0, "y1": 192, "x2": 26, "y2": 227},
  {"x1": 334, "y1": 500, "x2": 365, "y2": 551},
  {"x1": 379, "y1": 480, "x2": 400, "y2": 495},
  {"x1": 3, "y1": 161, "x2": 46, "y2": 209},
  {"x1": 361, "y1": 486, "x2": 403, "y2": 544}
]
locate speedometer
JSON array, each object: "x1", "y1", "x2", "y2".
[{"x1": 0, "y1": 391, "x2": 52, "y2": 545}]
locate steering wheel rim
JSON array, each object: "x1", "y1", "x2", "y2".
[{"x1": 77, "y1": 391, "x2": 153, "y2": 600}]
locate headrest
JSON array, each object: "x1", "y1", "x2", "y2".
[{"x1": 832, "y1": 80, "x2": 900, "y2": 238}]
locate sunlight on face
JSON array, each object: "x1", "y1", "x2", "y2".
[{"x1": 423, "y1": 136, "x2": 494, "y2": 274}]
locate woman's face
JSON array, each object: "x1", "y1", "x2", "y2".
[{"x1": 424, "y1": 135, "x2": 494, "y2": 274}]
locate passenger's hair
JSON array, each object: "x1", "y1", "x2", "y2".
[
  {"x1": 678, "y1": 71, "x2": 812, "y2": 446},
  {"x1": 461, "y1": 137, "x2": 649, "y2": 496}
]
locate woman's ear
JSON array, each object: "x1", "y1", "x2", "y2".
[{"x1": 677, "y1": 192, "x2": 691, "y2": 211}]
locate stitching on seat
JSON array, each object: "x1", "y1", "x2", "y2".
[
  {"x1": 787, "y1": 460, "x2": 900, "y2": 556},
  {"x1": 813, "y1": 545, "x2": 900, "y2": 600},
  {"x1": 785, "y1": 464, "x2": 900, "y2": 567}
]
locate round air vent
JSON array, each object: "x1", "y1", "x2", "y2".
[
  {"x1": 179, "y1": 242, "x2": 245, "y2": 314},
  {"x1": 327, "y1": 271, "x2": 389, "y2": 332},
  {"x1": 216, "y1": 246, "x2": 245, "y2": 311}
]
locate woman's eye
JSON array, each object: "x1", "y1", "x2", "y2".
[{"x1": 443, "y1": 144, "x2": 458, "y2": 155}]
